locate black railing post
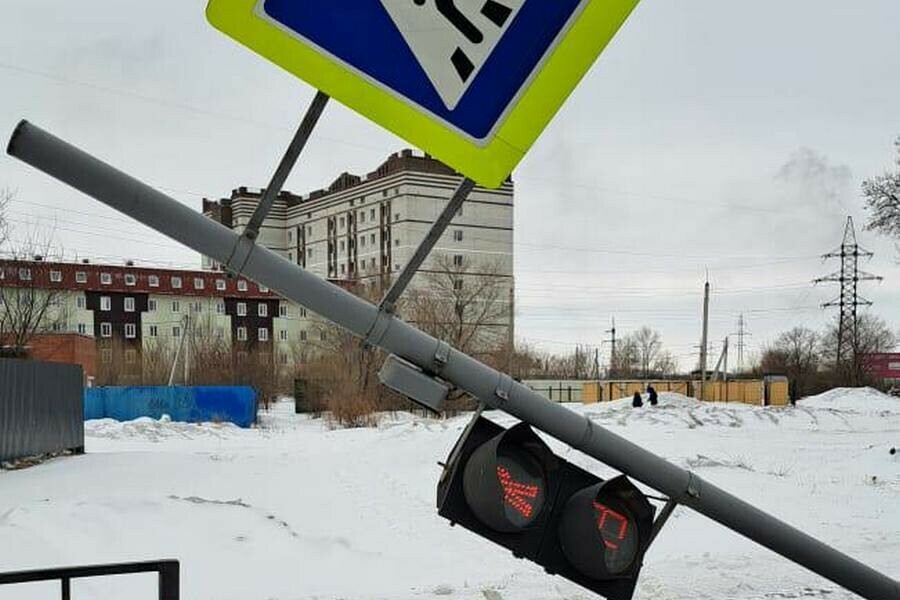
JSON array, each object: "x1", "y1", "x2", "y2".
[
  {"x1": 158, "y1": 560, "x2": 180, "y2": 600},
  {"x1": 61, "y1": 577, "x2": 71, "y2": 600}
]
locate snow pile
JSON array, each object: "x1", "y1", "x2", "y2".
[
  {"x1": 0, "y1": 391, "x2": 897, "y2": 600},
  {"x1": 800, "y1": 387, "x2": 900, "y2": 415}
]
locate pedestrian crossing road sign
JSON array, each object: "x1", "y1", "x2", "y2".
[{"x1": 206, "y1": 0, "x2": 640, "y2": 188}]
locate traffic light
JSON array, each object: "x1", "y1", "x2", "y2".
[{"x1": 437, "y1": 417, "x2": 657, "y2": 600}]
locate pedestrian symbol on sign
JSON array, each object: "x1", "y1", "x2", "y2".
[{"x1": 382, "y1": 0, "x2": 524, "y2": 109}]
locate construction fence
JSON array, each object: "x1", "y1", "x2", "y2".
[{"x1": 526, "y1": 377, "x2": 790, "y2": 407}]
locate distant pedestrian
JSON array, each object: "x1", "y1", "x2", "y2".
[
  {"x1": 632, "y1": 391, "x2": 643, "y2": 408},
  {"x1": 647, "y1": 385, "x2": 658, "y2": 406}
]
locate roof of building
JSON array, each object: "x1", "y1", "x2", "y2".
[
  {"x1": 0, "y1": 258, "x2": 277, "y2": 299},
  {"x1": 202, "y1": 148, "x2": 512, "y2": 215}
]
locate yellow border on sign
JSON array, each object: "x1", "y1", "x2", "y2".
[{"x1": 206, "y1": 0, "x2": 639, "y2": 188}]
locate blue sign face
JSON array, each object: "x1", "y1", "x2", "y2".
[{"x1": 259, "y1": 0, "x2": 584, "y2": 143}]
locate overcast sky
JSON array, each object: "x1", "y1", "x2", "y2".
[{"x1": 1, "y1": 0, "x2": 899, "y2": 369}]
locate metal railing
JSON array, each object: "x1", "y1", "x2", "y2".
[{"x1": 0, "y1": 560, "x2": 179, "y2": 600}]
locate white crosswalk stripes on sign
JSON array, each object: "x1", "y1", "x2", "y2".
[{"x1": 379, "y1": 0, "x2": 526, "y2": 110}]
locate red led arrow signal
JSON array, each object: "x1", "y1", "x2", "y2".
[{"x1": 497, "y1": 466, "x2": 540, "y2": 519}]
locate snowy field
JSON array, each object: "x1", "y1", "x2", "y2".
[{"x1": 1, "y1": 389, "x2": 898, "y2": 600}]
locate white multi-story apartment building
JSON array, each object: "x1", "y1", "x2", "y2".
[{"x1": 203, "y1": 149, "x2": 515, "y2": 350}]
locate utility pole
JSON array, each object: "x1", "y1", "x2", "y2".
[
  {"x1": 814, "y1": 217, "x2": 882, "y2": 383},
  {"x1": 604, "y1": 317, "x2": 617, "y2": 377},
  {"x1": 698, "y1": 278, "x2": 710, "y2": 399},
  {"x1": 731, "y1": 314, "x2": 750, "y2": 374}
]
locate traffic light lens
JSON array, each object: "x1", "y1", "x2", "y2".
[
  {"x1": 593, "y1": 501, "x2": 638, "y2": 574},
  {"x1": 496, "y1": 445, "x2": 546, "y2": 528}
]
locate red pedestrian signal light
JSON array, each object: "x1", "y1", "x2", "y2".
[{"x1": 438, "y1": 417, "x2": 656, "y2": 600}]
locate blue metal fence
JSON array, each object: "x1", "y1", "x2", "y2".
[{"x1": 84, "y1": 386, "x2": 257, "y2": 428}]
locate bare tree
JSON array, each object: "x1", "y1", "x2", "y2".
[
  {"x1": 862, "y1": 136, "x2": 900, "y2": 250},
  {"x1": 0, "y1": 229, "x2": 65, "y2": 356},
  {"x1": 820, "y1": 312, "x2": 898, "y2": 385},
  {"x1": 632, "y1": 326, "x2": 662, "y2": 378},
  {"x1": 609, "y1": 335, "x2": 640, "y2": 378},
  {"x1": 761, "y1": 327, "x2": 821, "y2": 399},
  {"x1": 652, "y1": 350, "x2": 678, "y2": 378},
  {"x1": 402, "y1": 254, "x2": 511, "y2": 360},
  {"x1": 0, "y1": 189, "x2": 10, "y2": 251}
]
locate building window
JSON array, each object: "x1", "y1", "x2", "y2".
[
  {"x1": 258, "y1": 328, "x2": 269, "y2": 342},
  {"x1": 287, "y1": 230, "x2": 293, "y2": 243},
  {"x1": 453, "y1": 254, "x2": 464, "y2": 267},
  {"x1": 237, "y1": 326, "x2": 247, "y2": 341},
  {"x1": 279, "y1": 305, "x2": 288, "y2": 317},
  {"x1": 307, "y1": 247, "x2": 314, "y2": 258},
  {"x1": 299, "y1": 308, "x2": 308, "y2": 318},
  {"x1": 173, "y1": 326, "x2": 181, "y2": 338},
  {"x1": 259, "y1": 284, "x2": 269, "y2": 293},
  {"x1": 453, "y1": 230, "x2": 463, "y2": 242},
  {"x1": 124, "y1": 323, "x2": 137, "y2": 339},
  {"x1": 360, "y1": 236, "x2": 366, "y2": 247},
  {"x1": 216, "y1": 279, "x2": 226, "y2": 291},
  {"x1": 395, "y1": 238, "x2": 400, "y2": 247},
  {"x1": 288, "y1": 251, "x2": 294, "y2": 263},
  {"x1": 148, "y1": 275, "x2": 159, "y2": 287},
  {"x1": 18, "y1": 268, "x2": 32, "y2": 281},
  {"x1": 76, "y1": 296, "x2": 86, "y2": 309},
  {"x1": 237, "y1": 302, "x2": 247, "y2": 316},
  {"x1": 75, "y1": 271, "x2": 87, "y2": 283},
  {"x1": 77, "y1": 323, "x2": 87, "y2": 335},
  {"x1": 172, "y1": 301, "x2": 180, "y2": 312},
  {"x1": 215, "y1": 327, "x2": 225, "y2": 339},
  {"x1": 125, "y1": 274, "x2": 136, "y2": 286},
  {"x1": 370, "y1": 233, "x2": 375, "y2": 244},
  {"x1": 339, "y1": 216, "x2": 345, "y2": 228},
  {"x1": 370, "y1": 208, "x2": 376, "y2": 220},
  {"x1": 216, "y1": 302, "x2": 225, "y2": 314},
  {"x1": 149, "y1": 325, "x2": 158, "y2": 337},
  {"x1": 171, "y1": 276, "x2": 182, "y2": 289},
  {"x1": 100, "y1": 272, "x2": 112, "y2": 285},
  {"x1": 340, "y1": 240, "x2": 346, "y2": 251},
  {"x1": 340, "y1": 264, "x2": 346, "y2": 274},
  {"x1": 100, "y1": 322, "x2": 112, "y2": 338},
  {"x1": 307, "y1": 226, "x2": 312, "y2": 236},
  {"x1": 359, "y1": 211, "x2": 365, "y2": 223},
  {"x1": 279, "y1": 329, "x2": 288, "y2": 341},
  {"x1": 101, "y1": 349, "x2": 112, "y2": 364},
  {"x1": 124, "y1": 297, "x2": 135, "y2": 312},
  {"x1": 279, "y1": 352, "x2": 288, "y2": 365},
  {"x1": 370, "y1": 258, "x2": 376, "y2": 268},
  {"x1": 237, "y1": 280, "x2": 248, "y2": 292},
  {"x1": 50, "y1": 270, "x2": 62, "y2": 283},
  {"x1": 394, "y1": 212, "x2": 400, "y2": 222},
  {"x1": 194, "y1": 278, "x2": 204, "y2": 290},
  {"x1": 148, "y1": 299, "x2": 157, "y2": 312},
  {"x1": 454, "y1": 278, "x2": 463, "y2": 291},
  {"x1": 100, "y1": 296, "x2": 111, "y2": 312},
  {"x1": 320, "y1": 330, "x2": 327, "y2": 342},
  {"x1": 190, "y1": 301, "x2": 201, "y2": 313},
  {"x1": 125, "y1": 349, "x2": 137, "y2": 364},
  {"x1": 258, "y1": 303, "x2": 268, "y2": 317},
  {"x1": 300, "y1": 330, "x2": 307, "y2": 341}
]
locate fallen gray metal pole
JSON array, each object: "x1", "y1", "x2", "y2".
[{"x1": 7, "y1": 121, "x2": 898, "y2": 600}]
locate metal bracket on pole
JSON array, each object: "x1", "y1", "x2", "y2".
[
  {"x1": 377, "y1": 176, "x2": 476, "y2": 313},
  {"x1": 224, "y1": 91, "x2": 329, "y2": 274},
  {"x1": 647, "y1": 498, "x2": 679, "y2": 548}
]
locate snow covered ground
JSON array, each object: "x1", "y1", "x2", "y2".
[{"x1": 1, "y1": 389, "x2": 898, "y2": 600}]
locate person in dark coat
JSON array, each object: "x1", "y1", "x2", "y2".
[
  {"x1": 632, "y1": 391, "x2": 643, "y2": 408},
  {"x1": 647, "y1": 385, "x2": 658, "y2": 406}
]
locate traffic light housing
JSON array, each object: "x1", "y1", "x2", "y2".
[{"x1": 437, "y1": 417, "x2": 656, "y2": 600}]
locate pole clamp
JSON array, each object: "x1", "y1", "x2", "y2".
[
  {"x1": 495, "y1": 374, "x2": 515, "y2": 404},
  {"x1": 363, "y1": 307, "x2": 393, "y2": 349},
  {"x1": 433, "y1": 341, "x2": 451, "y2": 374},
  {"x1": 223, "y1": 233, "x2": 257, "y2": 277}
]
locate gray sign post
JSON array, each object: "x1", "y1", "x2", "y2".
[{"x1": 7, "y1": 121, "x2": 898, "y2": 600}]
